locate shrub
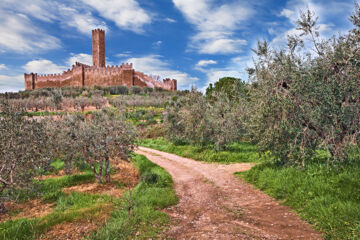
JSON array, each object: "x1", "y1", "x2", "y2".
[
  {"x1": 74, "y1": 97, "x2": 90, "y2": 111},
  {"x1": 246, "y1": 7, "x2": 360, "y2": 165},
  {"x1": 91, "y1": 96, "x2": 107, "y2": 109},
  {"x1": 130, "y1": 86, "x2": 142, "y2": 95}
]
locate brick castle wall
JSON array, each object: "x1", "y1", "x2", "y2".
[
  {"x1": 24, "y1": 29, "x2": 177, "y2": 91},
  {"x1": 24, "y1": 62, "x2": 177, "y2": 91}
]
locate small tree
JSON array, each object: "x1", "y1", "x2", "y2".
[
  {"x1": 79, "y1": 110, "x2": 136, "y2": 183},
  {"x1": 51, "y1": 89, "x2": 63, "y2": 110},
  {"x1": 75, "y1": 97, "x2": 90, "y2": 111},
  {"x1": 0, "y1": 101, "x2": 50, "y2": 213},
  {"x1": 50, "y1": 114, "x2": 84, "y2": 174},
  {"x1": 131, "y1": 86, "x2": 142, "y2": 95},
  {"x1": 91, "y1": 96, "x2": 107, "y2": 109}
]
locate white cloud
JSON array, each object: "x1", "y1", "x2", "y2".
[
  {"x1": 172, "y1": 0, "x2": 253, "y2": 54},
  {"x1": 199, "y1": 55, "x2": 253, "y2": 92},
  {"x1": 272, "y1": 0, "x2": 355, "y2": 50},
  {"x1": 165, "y1": 18, "x2": 176, "y2": 23},
  {"x1": 153, "y1": 40, "x2": 162, "y2": 47},
  {"x1": 67, "y1": 53, "x2": 93, "y2": 66},
  {"x1": 1, "y1": 0, "x2": 107, "y2": 37},
  {"x1": 280, "y1": 9, "x2": 295, "y2": 19},
  {"x1": 125, "y1": 55, "x2": 198, "y2": 89},
  {"x1": 82, "y1": 0, "x2": 151, "y2": 33},
  {"x1": 195, "y1": 60, "x2": 217, "y2": 68},
  {"x1": 0, "y1": 74, "x2": 24, "y2": 93},
  {"x1": 58, "y1": 6, "x2": 108, "y2": 34},
  {"x1": 0, "y1": 10, "x2": 61, "y2": 53},
  {"x1": 0, "y1": 64, "x2": 7, "y2": 71},
  {"x1": 116, "y1": 51, "x2": 132, "y2": 58},
  {"x1": 23, "y1": 59, "x2": 67, "y2": 74}
]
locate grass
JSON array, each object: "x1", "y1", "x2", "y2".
[
  {"x1": 0, "y1": 193, "x2": 112, "y2": 240},
  {"x1": 140, "y1": 138, "x2": 260, "y2": 163},
  {"x1": 88, "y1": 154, "x2": 178, "y2": 239},
  {"x1": 39, "y1": 171, "x2": 95, "y2": 202},
  {"x1": 0, "y1": 154, "x2": 177, "y2": 240},
  {"x1": 125, "y1": 106, "x2": 163, "y2": 127},
  {"x1": 239, "y1": 162, "x2": 360, "y2": 240}
]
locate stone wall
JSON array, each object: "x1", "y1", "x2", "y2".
[
  {"x1": 24, "y1": 28, "x2": 177, "y2": 91},
  {"x1": 24, "y1": 62, "x2": 177, "y2": 91}
]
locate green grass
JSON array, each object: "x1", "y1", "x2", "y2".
[
  {"x1": 0, "y1": 154, "x2": 178, "y2": 240},
  {"x1": 88, "y1": 154, "x2": 178, "y2": 239},
  {"x1": 0, "y1": 192, "x2": 112, "y2": 240},
  {"x1": 140, "y1": 138, "x2": 260, "y2": 163},
  {"x1": 49, "y1": 158, "x2": 65, "y2": 172},
  {"x1": 125, "y1": 107, "x2": 163, "y2": 127},
  {"x1": 239, "y1": 163, "x2": 360, "y2": 240},
  {"x1": 39, "y1": 171, "x2": 95, "y2": 202}
]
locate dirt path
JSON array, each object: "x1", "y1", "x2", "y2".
[{"x1": 136, "y1": 147, "x2": 323, "y2": 240}]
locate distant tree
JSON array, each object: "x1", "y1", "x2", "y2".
[
  {"x1": 206, "y1": 77, "x2": 248, "y2": 101},
  {"x1": 51, "y1": 89, "x2": 63, "y2": 110},
  {"x1": 75, "y1": 97, "x2": 90, "y2": 111},
  {"x1": 131, "y1": 86, "x2": 142, "y2": 95},
  {"x1": 91, "y1": 96, "x2": 107, "y2": 109}
]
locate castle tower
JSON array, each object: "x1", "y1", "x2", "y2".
[{"x1": 92, "y1": 29, "x2": 105, "y2": 67}]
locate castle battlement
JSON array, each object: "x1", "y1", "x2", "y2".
[{"x1": 24, "y1": 29, "x2": 177, "y2": 91}]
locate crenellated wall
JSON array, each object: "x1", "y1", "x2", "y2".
[
  {"x1": 24, "y1": 29, "x2": 177, "y2": 91},
  {"x1": 24, "y1": 62, "x2": 177, "y2": 91}
]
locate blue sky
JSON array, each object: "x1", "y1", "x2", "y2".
[{"x1": 0, "y1": 0, "x2": 357, "y2": 92}]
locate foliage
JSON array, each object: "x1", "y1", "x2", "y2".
[
  {"x1": 205, "y1": 77, "x2": 248, "y2": 100},
  {"x1": 74, "y1": 97, "x2": 90, "y2": 111},
  {"x1": 164, "y1": 88, "x2": 248, "y2": 150},
  {"x1": 140, "y1": 138, "x2": 260, "y2": 163},
  {"x1": 78, "y1": 110, "x2": 137, "y2": 183},
  {"x1": 130, "y1": 86, "x2": 143, "y2": 95},
  {"x1": 88, "y1": 154, "x2": 178, "y2": 239},
  {"x1": 0, "y1": 101, "x2": 51, "y2": 211},
  {"x1": 108, "y1": 93, "x2": 174, "y2": 108},
  {"x1": 91, "y1": 96, "x2": 107, "y2": 109},
  {"x1": 246, "y1": 7, "x2": 360, "y2": 165},
  {"x1": 241, "y1": 161, "x2": 360, "y2": 239},
  {"x1": 46, "y1": 114, "x2": 84, "y2": 174}
]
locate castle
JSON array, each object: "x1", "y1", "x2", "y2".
[{"x1": 24, "y1": 29, "x2": 177, "y2": 91}]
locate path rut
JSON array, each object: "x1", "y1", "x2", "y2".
[{"x1": 136, "y1": 147, "x2": 323, "y2": 240}]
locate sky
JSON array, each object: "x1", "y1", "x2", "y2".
[{"x1": 0, "y1": 0, "x2": 357, "y2": 92}]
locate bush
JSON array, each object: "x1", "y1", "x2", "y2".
[
  {"x1": 246, "y1": 8, "x2": 360, "y2": 165},
  {"x1": 130, "y1": 86, "x2": 142, "y2": 94}
]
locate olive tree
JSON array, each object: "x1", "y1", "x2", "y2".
[
  {"x1": 48, "y1": 114, "x2": 84, "y2": 174},
  {"x1": 0, "y1": 101, "x2": 50, "y2": 213},
  {"x1": 247, "y1": 7, "x2": 360, "y2": 165},
  {"x1": 79, "y1": 110, "x2": 137, "y2": 183}
]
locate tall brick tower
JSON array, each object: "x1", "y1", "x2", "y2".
[{"x1": 92, "y1": 29, "x2": 105, "y2": 67}]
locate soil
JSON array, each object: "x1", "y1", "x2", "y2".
[
  {"x1": 39, "y1": 203, "x2": 113, "y2": 240},
  {"x1": 63, "y1": 160, "x2": 139, "y2": 198},
  {"x1": 136, "y1": 147, "x2": 323, "y2": 240},
  {"x1": 0, "y1": 199, "x2": 55, "y2": 222}
]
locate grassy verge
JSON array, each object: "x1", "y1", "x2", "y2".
[
  {"x1": 88, "y1": 154, "x2": 178, "y2": 239},
  {"x1": 0, "y1": 192, "x2": 112, "y2": 240},
  {"x1": 239, "y1": 163, "x2": 360, "y2": 239},
  {"x1": 140, "y1": 138, "x2": 260, "y2": 163}
]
